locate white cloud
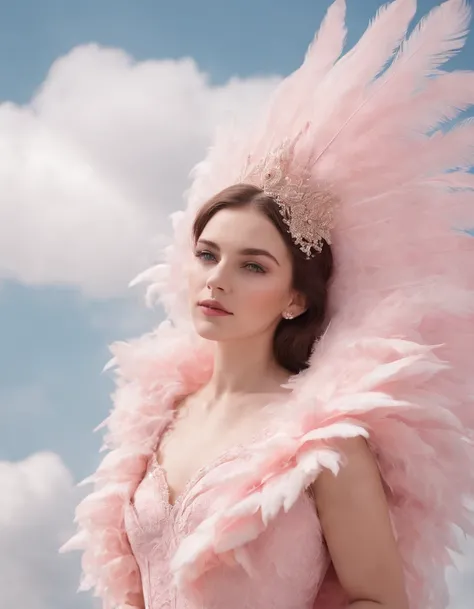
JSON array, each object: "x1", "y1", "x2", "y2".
[
  {"x1": 0, "y1": 452, "x2": 95, "y2": 609},
  {"x1": 447, "y1": 530, "x2": 474, "y2": 609},
  {"x1": 0, "y1": 44, "x2": 279, "y2": 298}
]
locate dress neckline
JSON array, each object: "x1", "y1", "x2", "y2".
[
  {"x1": 141, "y1": 385, "x2": 296, "y2": 513},
  {"x1": 150, "y1": 413, "x2": 280, "y2": 511},
  {"x1": 148, "y1": 445, "x2": 246, "y2": 513}
]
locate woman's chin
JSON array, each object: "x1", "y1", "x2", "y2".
[{"x1": 193, "y1": 320, "x2": 230, "y2": 341}]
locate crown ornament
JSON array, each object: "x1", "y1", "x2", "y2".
[{"x1": 240, "y1": 139, "x2": 337, "y2": 257}]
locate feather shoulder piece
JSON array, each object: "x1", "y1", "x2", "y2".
[{"x1": 60, "y1": 325, "x2": 213, "y2": 609}]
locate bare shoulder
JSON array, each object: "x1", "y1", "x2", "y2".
[
  {"x1": 311, "y1": 435, "x2": 409, "y2": 609},
  {"x1": 312, "y1": 435, "x2": 378, "y2": 497}
]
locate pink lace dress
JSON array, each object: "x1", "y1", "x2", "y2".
[{"x1": 124, "y1": 448, "x2": 330, "y2": 609}]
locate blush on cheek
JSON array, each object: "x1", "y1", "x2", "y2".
[{"x1": 244, "y1": 283, "x2": 287, "y2": 322}]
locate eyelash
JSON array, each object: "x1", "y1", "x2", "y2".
[{"x1": 195, "y1": 250, "x2": 266, "y2": 274}]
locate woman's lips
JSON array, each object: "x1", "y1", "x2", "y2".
[{"x1": 198, "y1": 301, "x2": 232, "y2": 316}]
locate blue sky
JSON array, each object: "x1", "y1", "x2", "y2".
[
  {"x1": 0, "y1": 1, "x2": 473, "y2": 608},
  {"x1": 2, "y1": 0, "x2": 473, "y2": 103}
]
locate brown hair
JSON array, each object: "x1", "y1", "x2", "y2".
[{"x1": 192, "y1": 183, "x2": 333, "y2": 374}]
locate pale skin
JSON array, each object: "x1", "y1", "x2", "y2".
[{"x1": 134, "y1": 206, "x2": 409, "y2": 609}]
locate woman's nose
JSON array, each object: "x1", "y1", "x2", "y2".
[{"x1": 206, "y1": 263, "x2": 230, "y2": 293}]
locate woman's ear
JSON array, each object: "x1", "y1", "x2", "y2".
[{"x1": 286, "y1": 291, "x2": 307, "y2": 318}]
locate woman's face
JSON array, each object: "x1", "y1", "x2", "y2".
[{"x1": 188, "y1": 205, "x2": 303, "y2": 342}]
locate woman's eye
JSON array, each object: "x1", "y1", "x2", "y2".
[
  {"x1": 195, "y1": 250, "x2": 216, "y2": 262},
  {"x1": 245, "y1": 262, "x2": 265, "y2": 273}
]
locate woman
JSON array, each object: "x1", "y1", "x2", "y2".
[{"x1": 62, "y1": 1, "x2": 474, "y2": 609}]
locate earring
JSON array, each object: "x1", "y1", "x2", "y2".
[{"x1": 283, "y1": 311, "x2": 294, "y2": 320}]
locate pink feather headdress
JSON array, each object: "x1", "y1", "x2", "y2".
[{"x1": 133, "y1": 0, "x2": 474, "y2": 327}]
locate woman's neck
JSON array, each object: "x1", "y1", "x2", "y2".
[{"x1": 205, "y1": 334, "x2": 290, "y2": 399}]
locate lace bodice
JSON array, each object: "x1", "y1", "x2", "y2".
[{"x1": 124, "y1": 450, "x2": 329, "y2": 609}]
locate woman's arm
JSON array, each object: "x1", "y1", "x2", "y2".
[
  {"x1": 124, "y1": 590, "x2": 145, "y2": 609},
  {"x1": 312, "y1": 436, "x2": 409, "y2": 609}
]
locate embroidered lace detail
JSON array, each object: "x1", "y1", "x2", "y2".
[
  {"x1": 125, "y1": 432, "x2": 328, "y2": 609},
  {"x1": 241, "y1": 138, "x2": 338, "y2": 256}
]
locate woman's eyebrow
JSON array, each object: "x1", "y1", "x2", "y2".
[
  {"x1": 197, "y1": 239, "x2": 280, "y2": 265},
  {"x1": 239, "y1": 247, "x2": 280, "y2": 266}
]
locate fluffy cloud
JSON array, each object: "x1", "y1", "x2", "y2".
[
  {"x1": 0, "y1": 44, "x2": 279, "y2": 298},
  {"x1": 0, "y1": 451, "x2": 95, "y2": 609},
  {"x1": 447, "y1": 530, "x2": 474, "y2": 609}
]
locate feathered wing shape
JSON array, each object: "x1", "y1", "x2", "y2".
[{"x1": 307, "y1": 0, "x2": 470, "y2": 167}]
